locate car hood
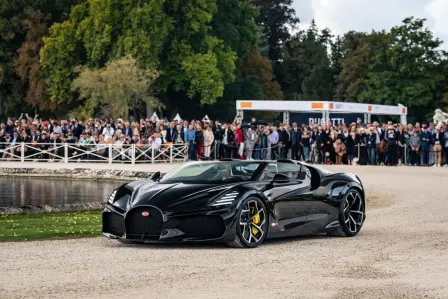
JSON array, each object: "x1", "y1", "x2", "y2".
[{"x1": 119, "y1": 180, "x2": 238, "y2": 212}]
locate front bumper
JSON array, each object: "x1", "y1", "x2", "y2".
[{"x1": 102, "y1": 203, "x2": 238, "y2": 243}]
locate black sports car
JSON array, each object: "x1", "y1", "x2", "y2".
[{"x1": 103, "y1": 159, "x2": 366, "y2": 248}]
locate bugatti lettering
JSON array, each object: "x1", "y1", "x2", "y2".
[
  {"x1": 309, "y1": 118, "x2": 346, "y2": 125},
  {"x1": 102, "y1": 160, "x2": 366, "y2": 248}
]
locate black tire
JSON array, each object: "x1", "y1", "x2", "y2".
[
  {"x1": 327, "y1": 188, "x2": 365, "y2": 237},
  {"x1": 227, "y1": 197, "x2": 268, "y2": 248}
]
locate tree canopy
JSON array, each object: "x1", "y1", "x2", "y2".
[{"x1": 0, "y1": 1, "x2": 447, "y2": 122}]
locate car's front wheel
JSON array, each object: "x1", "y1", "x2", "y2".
[
  {"x1": 227, "y1": 197, "x2": 268, "y2": 248},
  {"x1": 327, "y1": 188, "x2": 365, "y2": 237}
]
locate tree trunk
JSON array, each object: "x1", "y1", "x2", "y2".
[{"x1": 146, "y1": 101, "x2": 153, "y2": 119}]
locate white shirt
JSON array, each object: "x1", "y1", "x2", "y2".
[
  {"x1": 150, "y1": 137, "x2": 162, "y2": 149},
  {"x1": 102, "y1": 127, "x2": 115, "y2": 141}
]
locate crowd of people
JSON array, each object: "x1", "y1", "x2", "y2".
[{"x1": 0, "y1": 113, "x2": 447, "y2": 167}]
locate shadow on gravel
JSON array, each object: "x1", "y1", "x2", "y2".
[{"x1": 103, "y1": 234, "x2": 337, "y2": 250}]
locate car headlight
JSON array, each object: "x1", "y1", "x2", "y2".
[
  {"x1": 211, "y1": 191, "x2": 239, "y2": 207},
  {"x1": 108, "y1": 189, "x2": 117, "y2": 204}
]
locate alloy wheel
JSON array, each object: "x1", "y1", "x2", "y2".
[
  {"x1": 343, "y1": 191, "x2": 364, "y2": 234},
  {"x1": 239, "y1": 200, "x2": 266, "y2": 244}
]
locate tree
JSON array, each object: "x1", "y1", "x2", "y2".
[
  {"x1": 41, "y1": 0, "x2": 237, "y2": 108},
  {"x1": 335, "y1": 18, "x2": 447, "y2": 120},
  {"x1": 14, "y1": 9, "x2": 52, "y2": 110},
  {"x1": 210, "y1": 0, "x2": 282, "y2": 107},
  {"x1": 72, "y1": 57, "x2": 161, "y2": 120},
  {"x1": 334, "y1": 31, "x2": 391, "y2": 103},
  {"x1": 241, "y1": 50, "x2": 283, "y2": 100},
  {"x1": 0, "y1": 0, "x2": 81, "y2": 117},
  {"x1": 278, "y1": 21, "x2": 334, "y2": 101},
  {"x1": 253, "y1": 0, "x2": 299, "y2": 62}
]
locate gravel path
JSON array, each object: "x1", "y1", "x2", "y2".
[{"x1": 1, "y1": 166, "x2": 447, "y2": 299}]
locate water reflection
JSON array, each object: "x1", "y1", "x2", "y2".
[{"x1": 0, "y1": 177, "x2": 125, "y2": 207}]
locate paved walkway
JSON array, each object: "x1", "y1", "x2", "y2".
[{"x1": 0, "y1": 162, "x2": 181, "y2": 173}]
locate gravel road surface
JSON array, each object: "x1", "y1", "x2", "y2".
[{"x1": 1, "y1": 166, "x2": 447, "y2": 299}]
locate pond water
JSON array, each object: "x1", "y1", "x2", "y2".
[{"x1": 0, "y1": 177, "x2": 125, "y2": 207}]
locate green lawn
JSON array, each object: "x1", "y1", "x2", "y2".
[{"x1": 0, "y1": 211, "x2": 102, "y2": 241}]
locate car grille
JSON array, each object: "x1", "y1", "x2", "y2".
[
  {"x1": 177, "y1": 216, "x2": 225, "y2": 238},
  {"x1": 103, "y1": 212, "x2": 125, "y2": 236},
  {"x1": 125, "y1": 206, "x2": 164, "y2": 237}
]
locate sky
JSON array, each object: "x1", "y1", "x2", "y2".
[{"x1": 292, "y1": 0, "x2": 448, "y2": 49}]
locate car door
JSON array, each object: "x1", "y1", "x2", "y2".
[{"x1": 262, "y1": 162, "x2": 313, "y2": 238}]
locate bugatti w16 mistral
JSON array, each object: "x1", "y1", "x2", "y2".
[{"x1": 103, "y1": 160, "x2": 366, "y2": 248}]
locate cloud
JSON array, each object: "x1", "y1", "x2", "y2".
[{"x1": 292, "y1": 0, "x2": 448, "y2": 49}]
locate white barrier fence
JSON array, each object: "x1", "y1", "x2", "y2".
[{"x1": 0, "y1": 142, "x2": 189, "y2": 164}]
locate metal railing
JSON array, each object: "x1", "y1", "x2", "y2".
[
  {"x1": 0, "y1": 142, "x2": 445, "y2": 165},
  {"x1": 0, "y1": 142, "x2": 189, "y2": 164}
]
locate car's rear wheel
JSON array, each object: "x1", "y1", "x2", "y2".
[
  {"x1": 227, "y1": 197, "x2": 268, "y2": 248},
  {"x1": 327, "y1": 188, "x2": 365, "y2": 237}
]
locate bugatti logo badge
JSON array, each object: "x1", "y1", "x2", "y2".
[{"x1": 141, "y1": 211, "x2": 149, "y2": 217}]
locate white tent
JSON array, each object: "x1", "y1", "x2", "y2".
[
  {"x1": 151, "y1": 112, "x2": 160, "y2": 121},
  {"x1": 173, "y1": 113, "x2": 182, "y2": 121}
]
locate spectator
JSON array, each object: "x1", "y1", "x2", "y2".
[
  {"x1": 409, "y1": 130, "x2": 421, "y2": 166},
  {"x1": 102, "y1": 123, "x2": 114, "y2": 141},
  {"x1": 433, "y1": 127, "x2": 443, "y2": 167},
  {"x1": 1, "y1": 111, "x2": 446, "y2": 166},
  {"x1": 195, "y1": 123, "x2": 204, "y2": 160},
  {"x1": 386, "y1": 127, "x2": 398, "y2": 166},
  {"x1": 185, "y1": 124, "x2": 196, "y2": 161},
  {"x1": 203, "y1": 123, "x2": 214, "y2": 160},
  {"x1": 366, "y1": 127, "x2": 377, "y2": 165},
  {"x1": 269, "y1": 126, "x2": 279, "y2": 160},
  {"x1": 420, "y1": 126, "x2": 431, "y2": 166}
]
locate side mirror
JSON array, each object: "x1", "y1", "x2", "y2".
[
  {"x1": 150, "y1": 171, "x2": 161, "y2": 181},
  {"x1": 272, "y1": 173, "x2": 291, "y2": 184}
]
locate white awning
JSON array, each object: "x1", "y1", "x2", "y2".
[
  {"x1": 151, "y1": 112, "x2": 160, "y2": 121},
  {"x1": 173, "y1": 113, "x2": 182, "y2": 121}
]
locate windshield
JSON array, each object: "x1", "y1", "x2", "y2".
[{"x1": 159, "y1": 162, "x2": 263, "y2": 184}]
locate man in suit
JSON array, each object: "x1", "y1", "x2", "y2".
[
  {"x1": 165, "y1": 122, "x2": 178, "y2": 143},
  {"x1": 316, "y1": 125, "x2": 328, "y2": 164},
  {"x1": 72, "y1": 119, "x2": 84, "y2": 139},
  {"x1": 221, "y1": 124, "x2": 235, "y2": 158},
  {"x1": 291, "y1": 122, "x2": 301, "y2": 160},
  {"x1": 123, "y1": 122, "x2": 133, "y2": 138},
  {"x1": 280, "y1": 125, "x2": 292, "y2": 159}
]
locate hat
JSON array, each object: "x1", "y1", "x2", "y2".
[{"x1": 41, "y1": 131, "x2": 47, "y2": 135}]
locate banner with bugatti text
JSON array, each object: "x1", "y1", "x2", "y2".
[{"x1": 290, "y1": 112, "x2": 364, "y2": 126}]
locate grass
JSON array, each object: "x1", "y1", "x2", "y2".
[{"x1": 0, "y1": 211, "x2": 102, "y2": 241}]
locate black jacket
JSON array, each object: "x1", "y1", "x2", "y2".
[
  {"x1": 195, "y1": 130, "x2": 204, "y2": 145},
  {"x1": 123, "y1": 127, "x2": 133, "y2": 138},
  {"x1": 316, "y1": 131, "x2": 328, "y2": 149},
  {"x1": 290, "y1": 128, "x2": 301, "y2": 146},
  {"x1": 165, "y1": 128, "x2": 178, "y2": 143},
  {"x1": 366, "y1": 133, "x2": 377, "y2": 149},
  {"x1": 280, "y1": 130, "x2": 292, "y2": 147}
]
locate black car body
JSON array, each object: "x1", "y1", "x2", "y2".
[{"x1": 103, "y1": 160, "x2": 366, "y2": 248}]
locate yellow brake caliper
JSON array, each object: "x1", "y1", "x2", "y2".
[{"x1": 251, "y1": 207, "x2": 260, "y2": 235}]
